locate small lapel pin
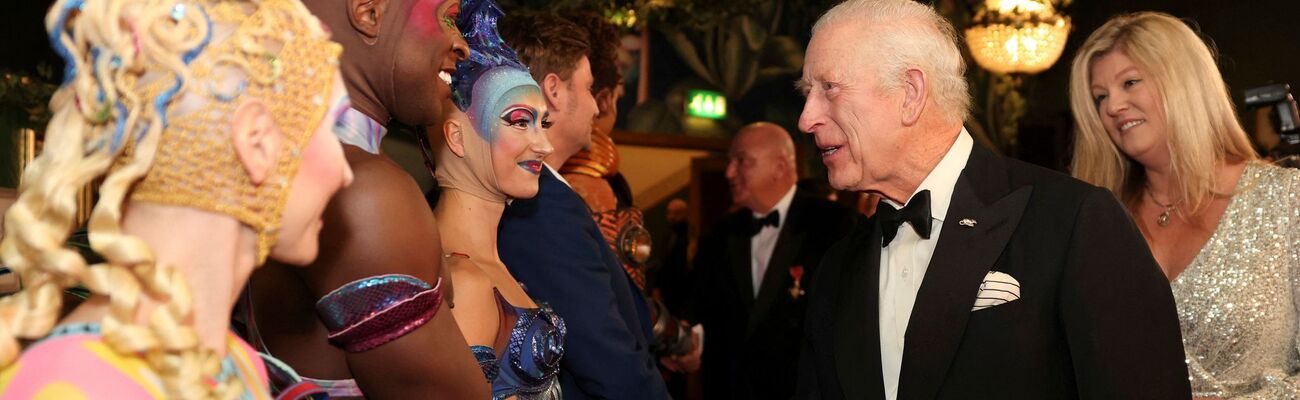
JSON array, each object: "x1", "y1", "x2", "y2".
[{"x1": 959, "y1": 218, "x2": 977, "y2": 227}]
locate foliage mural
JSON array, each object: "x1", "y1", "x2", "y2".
[
  {"x1": 496, "y1": 0, "x2": 1070, "y2": 159},
  {"x1": 499, "y1": 0, "x2": 832, "y2": 138}
]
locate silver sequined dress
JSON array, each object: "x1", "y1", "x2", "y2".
[{"x1": 1172, "y1": 162, "x2": 1300, "y2": 399}]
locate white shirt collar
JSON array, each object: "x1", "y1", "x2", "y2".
[
  {"x1": 882, "y1": 128, "x2": 973, "y2": 223},
  {"x1": 752, "y1": 184, "x2": 798, "y2": 227},
  {"x1": 545, "y1": 163, "x2": 572, "y2": 188}
]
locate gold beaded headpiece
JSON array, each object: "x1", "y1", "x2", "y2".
[{"x1": 128, "y1": 0, "x2": 341, "y2": 264}]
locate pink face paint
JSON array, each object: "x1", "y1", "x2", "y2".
[
  {"x1": 469, "y1": 70, "x2": 541, "y2": 141},
  {"x1": 409, "y1": 0, "x2": 457, "y2": 38},
  {"x1": 499, "y1": 104, "x2": 539, "y2": 129}
]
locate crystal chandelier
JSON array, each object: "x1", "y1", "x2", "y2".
[{"x1": 965, "y1": 0, "x2": 1071, "y2": 74}]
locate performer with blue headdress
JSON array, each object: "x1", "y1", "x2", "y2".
[{"x1": 425, "y1": 0, "x2": 566, "y2": 398}]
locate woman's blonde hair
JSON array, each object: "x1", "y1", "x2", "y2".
[
  {"x1": 1069, "y1": 12, "x2": 1256, "y2": 213},
  {"x1": 0, "y1": 0, "x2": 339, "y2": 398}
]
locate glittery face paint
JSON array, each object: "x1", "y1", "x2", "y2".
[
  {"x1": 500, "y1": 106, "x2": 538, "y2": 131},
  {"x1": 496, "y1": 101, "x2": 545, "y2": 174},
  {"x1": 468, "y1": 67, "x2": 543, "y2": 141},
  {"x1": 392, "y1": 0, "x2": 468, "y2": 126},
  {"x1": 489, "y1": 95, "x2": 543, "y2": 140},
  {"x1": 410, "y1": 0, "x2": 461, "y2": 40},
  {"x1": 463, "y1": 66, "x2": 550, "y2": 198},
  {"x1": 443, "y1": 2, "x2": 460, "y2": 31},
  {"x1": 488, "y1": 84, "x2": 550, "y2": 198}
]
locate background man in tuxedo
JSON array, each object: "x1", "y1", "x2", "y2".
[
  {"x1": 692, "y1": 122, "x2": 853, "y2": 399},
  {"x1": 497, "y1": 12, "x2": 670, "y2": 400},
  {"x1": 793, "y1": 1, "x2": 1191, "y2": 399}
]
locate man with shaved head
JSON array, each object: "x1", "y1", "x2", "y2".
[{"x1": 690, "y1": 122, "x2": 853, "y2": 399}]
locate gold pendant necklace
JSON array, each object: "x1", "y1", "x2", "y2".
[
  {"x1": 1156, "y1": 204, "x2": 1175, "y2": 226},
  {"x1": 1145, "y1": 188, "x2": 1180, "y2": 227}
]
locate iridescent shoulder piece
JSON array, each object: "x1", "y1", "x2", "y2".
[{"x1": 314, "y1": 274, "x2": 443, "y2": 353}]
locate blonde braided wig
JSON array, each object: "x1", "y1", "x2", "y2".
[{"x1": 0, "y1": 0, "x2": 340, "y2": 398}]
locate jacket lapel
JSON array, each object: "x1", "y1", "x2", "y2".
[
  {"x1": 748, "y1": 196, "x2": 807, "y2": 336},
  {"x1": 896, "y1": 145, "x2": 1032, "y2": 400},
  {"x1": 833, "y1": 217, "x2": 886, "y2": 400},
  {"x1": 728, "y1": 233, "x2": 755, "y2": 306}
]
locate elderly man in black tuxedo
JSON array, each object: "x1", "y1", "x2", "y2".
[
  {"x1": 692, "y1": 122, "x2": 854, "y2": 400},
  {"x1": 792, "y1": 1, "x2": 1191, "y2": 399}
]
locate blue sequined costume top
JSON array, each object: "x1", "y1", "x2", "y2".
[{"x1": 470, "y1": 289, "x2": 566, "y2": 400}]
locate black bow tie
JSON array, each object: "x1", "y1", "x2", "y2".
[
  {"x1": 876, "y1": 190, "x2": 933, "y2": 247},
  {"x1": 750, "y1": 210, "x2": 780, "y2": 235}
]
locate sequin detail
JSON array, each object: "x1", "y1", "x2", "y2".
[
  {"x1": 470, "y1": 291, "x2": 566, "y2": 400},
  {"x1": 315, "y1": 275, "x2": 443, "y2": 353},
  {"x1": 471, "y1": 345, "x2": 500, "y2": 382},
  {"x1": 1172, "y1": 162, "x2": 1300, "y2": 398}
]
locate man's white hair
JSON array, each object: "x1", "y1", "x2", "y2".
[{"x1": 812, "y1": 0, "x2": 970, "y2": 123}]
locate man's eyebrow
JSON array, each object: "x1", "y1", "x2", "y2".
[{"x1": 794, "y1": 79, "x2": 812, "y2": 95}]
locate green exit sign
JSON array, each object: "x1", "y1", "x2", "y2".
[{"x1": 686, "y1": 90, "x2": 727, "y2": 119}]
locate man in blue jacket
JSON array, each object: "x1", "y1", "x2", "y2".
[{"x1": 497, "y1": 11, "x2": 670, "y2": 399}]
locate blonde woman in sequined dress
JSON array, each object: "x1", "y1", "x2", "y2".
[{"x1": 1071, "y1": 12, "x2": 1300, "y2": 399}]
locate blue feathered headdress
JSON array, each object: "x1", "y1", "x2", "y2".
[{"x1": 451, "y1": 0, "x2": 530, "y2": 112}]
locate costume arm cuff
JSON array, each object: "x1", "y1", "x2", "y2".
[{"x1": 315, "y1": 274, "x2": 443, "y2": 353}]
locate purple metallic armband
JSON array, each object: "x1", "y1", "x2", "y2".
[{"x1": 315, "y1": 274, "x2": 443, "y2": 353}]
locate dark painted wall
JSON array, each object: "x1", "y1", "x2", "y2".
[{"x1": 0, "y1": 1, "x2": 60, "y2": 76}]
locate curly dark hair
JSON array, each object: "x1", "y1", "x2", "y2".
[
  {"x1": 498, "y1": 10, "x2": 591, "y2": 84},
  {"x1": 558, "y1": 10, "x2": 622, "y2": 93}
]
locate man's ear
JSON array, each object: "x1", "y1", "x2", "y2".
[
  {"x1": 901, "y1": 68, "x2": 928, "y2": 126},
  {"x1": 777, "y1": 152, "x2": 798, "y2": 181},
  {"x1": 347, "y1": 0, "x2": 390, "y2": 43},
  {"x1": 594, "y1": 88, "x2": 616, "y2": 116},
  {"x1": 230, "y1": 100, "x2": 283, "y2": 185},
  {"x1": 443, "y1": 118, "x2": 467, "y2": 158},
  {"x1": 541, "y1": 73, "x2": 564, "y2": 109}
]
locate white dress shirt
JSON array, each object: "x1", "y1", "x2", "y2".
[
  {"x1": 879, "y1": 130, "x2": 972, "y2": 400},
  {"x1": 750, "y1": 184, "x2": 797, "y2": 296}
]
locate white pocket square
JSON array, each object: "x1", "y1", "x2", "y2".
[{"x1": 972, "y1": 271, "x2": 1021, "y2": 311}]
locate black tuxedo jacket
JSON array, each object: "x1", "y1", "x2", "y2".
[
  {"x1": 796, "y1": 144, "x2": 1191, "y2": 400},
  {"x1": 693, "y1": 189, "x2": 854, "y2": 399}
]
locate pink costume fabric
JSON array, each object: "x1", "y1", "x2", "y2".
[
  {"x1": 314, "y1": 274, "x2": 444, "y2": 353},
  {"x1": 0, "y1": 324, "x2": 271, "y2": 399}
]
